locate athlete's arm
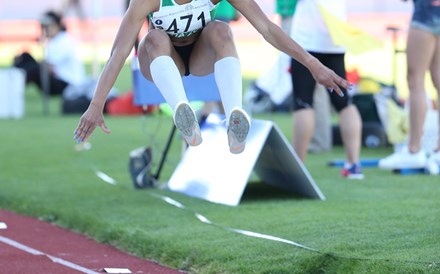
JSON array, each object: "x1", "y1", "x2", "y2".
[
  {"x1": 90, "y1": 0, "x2": 157, "y2": 108},
  {"x1": 228, "y1": 0, "x2": 350, "y2": 95},
  {"x1": 74, "y1": 0, "x2": 158, "y2": 143}
]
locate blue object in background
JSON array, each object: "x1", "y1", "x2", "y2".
[{"x1": 327, "y1": 159, "x2": 380, "y2": 168}]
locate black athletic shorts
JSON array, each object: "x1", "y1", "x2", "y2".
[
  {"x1": 174, "y1": 43, "x2": 196, "y2": 76},
  {"x1": 290, "y1": 52, "x2": 350, "y2": 112}
]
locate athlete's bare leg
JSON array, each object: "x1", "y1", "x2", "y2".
[
  {"x1": 137, "y1": 29, "x2": 186, "y2": 80},
  {"x1": 292, "y1": 109, "x2": 315, "y2": 162},
  {"x1": 339, "y1": 105, "x2": 362, "y2": 164},
  {"x1": 428, "y1": 34, "x2": 440, "y2": 150},
  {"x1": 189, "y1": 20, "x2": 239, "y2": 75},
  {"x1": 406, "y1": 28, "x2": 436, "y2": 153}
]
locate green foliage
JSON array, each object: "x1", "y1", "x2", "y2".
[{"x1": 1, "y1": 65, "x2": 439, "y2": 273}]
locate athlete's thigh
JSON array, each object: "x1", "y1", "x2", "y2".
[
  {"x1": 429, "y1": 36, "x2": 440, "y2": 92},
  {"x1": 188, "y1": 24, "x2": 220, "y2": 76},
  {"x1": 407, "y1": 28, "x2": 436, "y2": 77},
  {"x1": 137, "y1": 31, "x2": 186, "y2": 80}
]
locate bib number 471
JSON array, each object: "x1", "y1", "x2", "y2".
[{"x1": 166, "y1": 12, "x2": 207, "y2": 34}]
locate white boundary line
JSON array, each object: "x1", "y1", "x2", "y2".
[
  {"x1": 0, "y1": 235, "x2": 100, "y2": 274},
  {"x1": 155, "y1": 194, "x2": 318, "y2": 252},
  {"x1": 94, "y1": 171, "x2": 318, "y2": 252}
]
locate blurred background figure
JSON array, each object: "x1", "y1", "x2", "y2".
[
  {"x1": 13, "y1": 10, "x2": 86, "y2": 97},
  {"x1": 61, "y1": 0, "x2": 85, "y2": 20},
  {"x1": 244, "y1": 0, "x2": 298, "y2": 113},
  {"x1": 215, "y1": 0, "x2": 240, "y2": 23},
  {"x1": 60, "y1": 0, "x2": 88, "y2": 39},
  {"x1": 379, "y1": 0, "x2": 440, "y2": 170},
  {"x1": 289, "y1": 0, "x2": 364, "y2": 179},
  {"x1": 276, "y1": 0, "x2": 297, "y2": 34}
]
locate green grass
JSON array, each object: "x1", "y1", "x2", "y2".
[{"x1": 1, "y1": 64, "x2": 440, "y2": 274}]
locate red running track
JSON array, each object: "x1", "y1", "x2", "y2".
[{"x1": 0, "y1": 210, "x2": 184, "y2": 274}]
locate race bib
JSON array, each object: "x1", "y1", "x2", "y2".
[{"x1": 151, "y1": 1, "x2": 212, "y2": 38}]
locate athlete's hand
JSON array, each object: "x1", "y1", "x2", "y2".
[
  {"x1": 308, "y1": 59, "x2": 352, "y2": 97},
  {"x1": 74, "y1": 103, "x2": 111, "y2": 143}
]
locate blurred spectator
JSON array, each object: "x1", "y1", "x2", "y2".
[
  {"x1": 12, "y1": 10, "x2": 117, "y2": 114},
  {"x1": 244, "y1": 0, "x2": 297, "y2": 113},
  {"x1": 13, "y1": 10, "x2": 86, "y2": 97},
  {"x1": 61, "y1": 0, "x2": 85, "y2": 20},
  {"x1": 379, "y1": 0, "x2": 440, "y2": 170},
  {"x1": 290, "y1": 0, "x2": 364, "y2": 179}
]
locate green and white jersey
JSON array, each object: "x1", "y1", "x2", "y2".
[{"x1": 149, "y1": 0, "x2": 218, "y2": 38}]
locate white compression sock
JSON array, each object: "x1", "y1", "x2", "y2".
[
  {"x1": 150, "y1": 56, "x2": 188, "y2": 111},
  {"x1": 214, "y1": 57, "x2": 243, "y2": 121}
]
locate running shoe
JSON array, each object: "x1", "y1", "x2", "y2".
[
  {"x1": 428, "y1": 150, "x2": 440, "y2": 165},
  {"x1": 173, "y1": 102, "x2": 202, "y2": 146},
  {"x1": 227, "y1": 108, "x2": 251, "y2": 154},
  {"x1": 378, "y1": 147, "x2": 427, "y2": 170},
  {"x1": 340, "y1": 163, "x2": 364, "y2": 179}
]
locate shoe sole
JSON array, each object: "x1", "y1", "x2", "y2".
[
  {"x1": 174, "y1": 103, "x2": 202, "y2": 146},
  {"x1": 228, "y1": 109, "x2": 250, "y2": 154}
]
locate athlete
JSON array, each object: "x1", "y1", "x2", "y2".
[
  {"x1": 379, "y1": 0, "x2": 440, "y2": 169},
  {"x1": 73, "y1": 0, "x2": 351, "y2": 154},
  {"x1": 289, "y1": 0, "x2": 363, "y2": 179}
]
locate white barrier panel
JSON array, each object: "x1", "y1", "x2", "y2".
[{"x1": 168, "y1": 114, "x2": 325, "y2": 206}]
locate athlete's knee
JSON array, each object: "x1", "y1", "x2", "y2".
[
  {"x1": 141, "y1": 30, "x2": 172, "y2": 53},
  {"x1": 205, "y1": 21, "x2": 234, "y2": 43},
  {"x1": 407, "y1": 64, "x2": 427, "y2": 89},
  {"x1": 407, "y1": 75, "x2": 426, "y2": 94},
  {"x1": 339, "y1": 105, "x2": 362, "y2": 128}
]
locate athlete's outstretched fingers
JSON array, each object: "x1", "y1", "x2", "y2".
[
  {"x1": 100, "y1": 122, "x2": 111, "y2": 134},
  {"x1": 74, "y1": 128, "x2": 84, "y2": 143},
  {"x1": 333, "y1": 74, "x2": 351, "y2": 97},
  {"x1": 81, "y1": 126, "x2": 94, "y2": 142},
  {"x1": 74, "y1": 119, "x2": 110, "y2": 143},
  {"x1": 337, "y1": 75, "x2": 351, "y2": 91},
  {"x1": 333, "y1": 85, "x2": 344, "y2": 97},
  {"x1": 74, "y1": 122, "x2": 85, "y2": 142},
  {"x1": 74, "y1": 119, "x2": 93, "y2": 143}
]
